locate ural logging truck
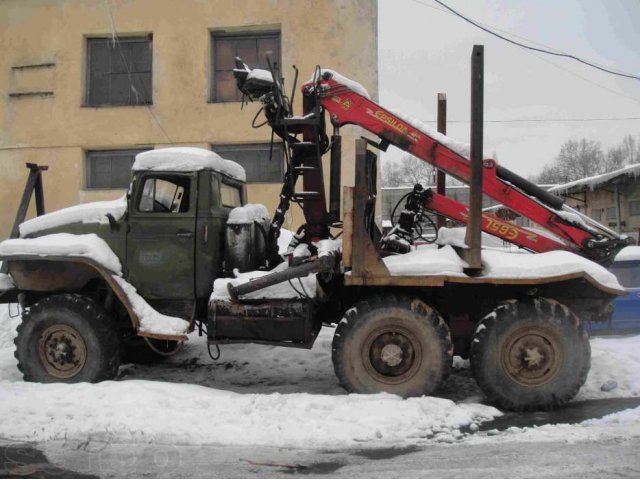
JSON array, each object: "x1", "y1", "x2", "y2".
[{"x1": 0, "y1": 46, "x2": 630, "y2": 411}]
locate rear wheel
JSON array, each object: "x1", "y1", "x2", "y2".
[
  {"x1": 470, "y1": 297, "x2": 590, "y2": 411},
  {"x1": 332, "y1": 295, "x2": 452, "y2": 397},
  {"x1": 15, "y1": 294, "x2": 121, "y2": 383}
]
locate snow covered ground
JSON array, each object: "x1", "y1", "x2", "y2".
[{"x1": 0, "y1": 305, "x2": 639, "y2": 449}]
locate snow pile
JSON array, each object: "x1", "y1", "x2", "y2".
[
  {"x1": 227, "y1": 204, "x2": 269, "y2": 225},
  {"x1": 316, "y1": 238, "x2": 342, "y2": 257},
  {"x1": 313, "y1": 69, "x2": 371, "y2": 99},
  {"x1": 133, "y1": 147, "x2": 246, "y2": 181},
  {"x1": 19, "y1": 196, "x2": 127, "y2": 237},
  {"x1": 576, "y1": 335, "x2": 640, "y2": 400},
  {"x1": 390, "y1": 109, "x2": 490, "y2": 160},
  {"x1": 247, "y1": 68, "x2": 273, "y2": 83},
  {"x1": 111, "y1": 276, "x2": 189, "y2": 336},
  {"x1": 615, "y1": 246, "x2": 640, "y2": 262},
  {"x1": 383, "y1": 245, "x2": 467, "y2": 276},
  {"x1": 481, "y1": 249, "x2": 622, "y2": 291},
  {"x1": 0, "y1": 233, "x2": 122, "y2": 274},
  {"x1": 0, "y1": 379, "x2": 500, "y2": 447},
  {"x1": 212, "y1": 262, "x2": 317, "y2": 301},
  {"x1": 549, "y1": 163, "x2": 640, "y2": 194}
]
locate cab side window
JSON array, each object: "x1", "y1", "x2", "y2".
[
  {"x1": 220, "y1": 182, "x2": 242, "y2": 208},
  {"x1": 138, "y1": 176, "x2": 191, "y2": 213}
]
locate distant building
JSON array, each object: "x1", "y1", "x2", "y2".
[
  {"x1": 0, "y1": 0, "x2": 378, "y2": 238},
  {"x1": 549, "y1": 164, "x2": 640, "y2": 242}
]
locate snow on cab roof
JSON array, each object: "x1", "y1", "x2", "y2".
[
  {"x1": 549, "y1": 163, "x2": 640, "y2": 195},
  {"x1": 133, "y1": 147, "x2": 246, "y2": 181}
]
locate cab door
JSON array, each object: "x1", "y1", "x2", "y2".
[{"x1": 126, "y1": 172, "x2": 197, "y2": 301}]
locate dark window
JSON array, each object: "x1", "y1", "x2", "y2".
[
  {"x1": 630, "y1": 200, "x2": 640, "y2": 216},
  {"x1": 138, "y1": 176, "x2": 191, "y2": 213},
  {"x1": 590, "y1": 208, "x2": 602, "y2": 222},
  {"x1": 211, "y1": 32, "x2": 280, "y2": 102},
  {"x1": 606, "y1": 207, "x2": 617, "y2": 220},
  {"x1": 610, "y1": 262, "x2": 640, "y2": 289},
  {"x1": 86, "y1": 149, "x2": 147, "y2": 189},
  {"x1": 214, "y1": 143, "x2": 284, "y2": 183},
  {"x1": 86, "y1": 36, "x2": 152, "y2": 106}
]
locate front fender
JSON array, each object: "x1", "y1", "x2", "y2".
[{"x1": 3, "y1": 255, "x2": 141, "y2": 332}]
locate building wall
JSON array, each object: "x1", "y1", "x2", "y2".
[
  {"x1": 0, "y1": 0, "x2": 378, "y2": 238},
  {"x1": 563, "y1": 180, "x2": 640, "y2": 241}
]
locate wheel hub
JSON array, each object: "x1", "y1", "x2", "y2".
[
  {"x1": 368, "y1": 331, "x2": 416, "y2": 378},
  {"x1": 501, "y1": 328, "x2": 563, "y2": 387},
  {"x1": 38, "y1": 325, "x2": 87, "y2": 379}
]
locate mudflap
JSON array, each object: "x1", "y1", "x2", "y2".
[{"x1": 209, "y1": 299, "x2": 320, "y2": 348}]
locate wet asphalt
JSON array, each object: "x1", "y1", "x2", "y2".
[{"x1": 2, "y1": 396, "x2": 640, "y2": 478}]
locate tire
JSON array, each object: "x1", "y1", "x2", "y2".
[
  {"x1": 470, "y1": 297, "x2": 590, "y2": 411},
  {"x1": 14, "y1": 294, "x2": 122, "y2": 383},
  {"x1": 332, "y1": 294, "x2": 453, "y2": 397},
  {"x1": 122, "y1": 335, "x2": 183, "y2": 365}
]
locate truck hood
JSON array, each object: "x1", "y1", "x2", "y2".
[{"x1": 19, "y1": 196, "x2": 127, "y2": 237}]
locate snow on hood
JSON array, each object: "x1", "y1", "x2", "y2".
[
  {"x1": 227, "y1": 204, "x2": 269, "y2": 225},
  {"x1": 0, "y1": 233, "x2": 188, "y2": 336},
  {"x1": 133, "y1": 147, "x2": 246, "y2": 181},
  {"x1": 19, "y1": 196, "x2": 127, "y2": 237},
  {"x1": 0, "y1": 233, "x2": 122, "y2": 274}
]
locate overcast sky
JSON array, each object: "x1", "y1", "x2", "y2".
[{"x1": 378, "y1": 0, "x2": 640, "y2": 179}]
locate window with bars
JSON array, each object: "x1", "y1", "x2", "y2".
[
  {"x1": 86, "y1": 149, "x2": 148, "y2": 189},
  {"x1": 606, "y1": 207, "x2": 617, "y2": 220},
  {"x1": 86, "y1": 36, "x2": 152, "y2": 106},
  {"x1": 211, "y1": 31, "x2": 280, "y2": 102},
  {"x1": 630, "y1": 200, "x2": 640, "y2": 216},
  {"x1": 213, "y1": 143, "x2": 284, "y2": 183}
]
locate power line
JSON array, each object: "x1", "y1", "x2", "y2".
[
  {"x1": 428, "y1": 0, "x2": 640, "y2": 81},
  {"x1": 103, "y1": 0, "x2": 173, "y2": 143},
  {"x1": 407, "y1": 0, "x2": 640, "y2": 104}
]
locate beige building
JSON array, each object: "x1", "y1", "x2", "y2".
[
  {"x1": 0, "y1": 0, "x2": 378, "y2": 238},
  {"x1": 550, "y1": 165, "x2": 640, "y2": 242}
]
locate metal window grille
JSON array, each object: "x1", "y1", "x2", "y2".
[
  {"x1": 86, "y1": 149, "x2": 148, "y2": 189},
  {"x1": 86, "y1": 36, "x2": 152, "y2": 106},
  {"x1": 211, "y1": 32, "x2": 280, "y2": 102},
  {"x1": 213, "y1": 143, "x2": 284, "y2": 183}
]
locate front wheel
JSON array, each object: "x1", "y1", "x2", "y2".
[
  {"x1": 14, "y1": 294, "x2": 122, "y2": 383},
  {"x1": 332, "y1": 295, "x2": 452, "y2": 397},
  {"x1": 470, "y1": 297, "x2": 590, "y2": 411}
]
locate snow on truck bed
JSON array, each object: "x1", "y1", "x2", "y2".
[{"x1": 383, "y1": 245, "x2": 622, "y2": 292}]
